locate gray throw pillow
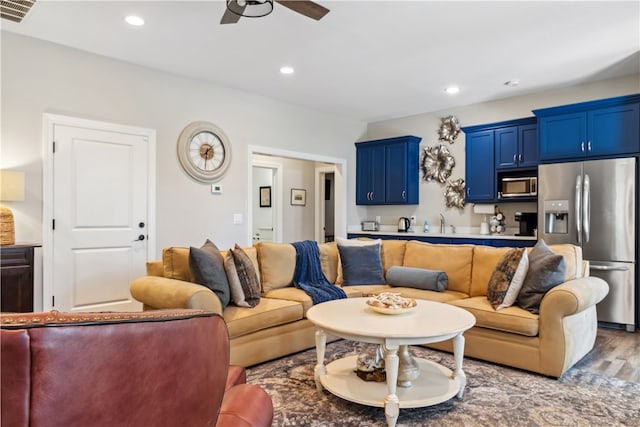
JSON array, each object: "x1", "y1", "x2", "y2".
[
  {"x1": 517, "y1": 240, "x2": 566, "y2": 314},
  {"x1": 337, "y1": 243, "x2": 385, "y2": 286},
  {"x1": 189, "y1": 239, "x2": 231, "y2": 308},
  {"x1": 386, "y1": 266, "x2": 448, "y2": 292}
]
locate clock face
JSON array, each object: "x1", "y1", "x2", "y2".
[{"x1": 177, "y1": 122, "x2": 232, "y2": 183}]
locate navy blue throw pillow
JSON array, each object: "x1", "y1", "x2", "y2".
[{"x1": 337, "y1": 243, "x2": 385, "y2": 286}]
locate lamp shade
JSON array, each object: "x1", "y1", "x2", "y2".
[{"x1": 0, "y1": 170, "x2": 25, "y2": 202}]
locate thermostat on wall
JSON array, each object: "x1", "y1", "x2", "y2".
[{"x1": 211, "y1": 184, "x2": 223, "y2": 194}]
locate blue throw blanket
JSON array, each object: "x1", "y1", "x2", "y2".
[{"x1": 292, "y1": 240, "x2": 346, "y2": 304}]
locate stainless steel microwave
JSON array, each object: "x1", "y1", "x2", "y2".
[{"x1": 499, "y1": 176, "x2": 537, "y2": 198}]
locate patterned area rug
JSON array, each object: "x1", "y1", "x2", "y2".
[{"x1": 247, "y1": 340, "x2": 640, "y2": 426}]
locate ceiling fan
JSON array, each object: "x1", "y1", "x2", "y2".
[{"x1": 221, "y1": 0, "x2": 329, "y2": 25}]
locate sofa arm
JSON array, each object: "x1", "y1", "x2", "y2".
[
  {"x1": 130, "y1": 276, "x2": 223, "y2": 315},
  {"x1": 538, "y1": 276, "x2": 608, "y2": 377},
  {"x1": 540, "y1": 276, "x2": 609, "y2": 319}
]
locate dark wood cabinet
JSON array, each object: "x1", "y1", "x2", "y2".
[{"x1": 1, "y1": 244, "x2": 38, "y2": 313}]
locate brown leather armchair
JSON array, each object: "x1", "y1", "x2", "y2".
[{"x1": 1, "y1": 309, "x2": 273, "y2": 427}]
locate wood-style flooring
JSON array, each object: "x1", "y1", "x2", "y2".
[{"x1": 573, "y1": 327, "x2": 639, "y2": 382}]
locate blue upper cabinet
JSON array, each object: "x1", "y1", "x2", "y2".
[
  {"x1": 494, "y1": 122, "x2": 538, "y2": 169},
  {"x1": 534, "y1": 94, "x2": 640, "y2": 162},
  {"x1": 463, "y1": 117, "x2": 536, "y2": 203},
  {"x1": 464, "y1": 129, "x2": 495, "y2": 202},
  {"x1": 355, "y1": 136, "x2": 421, "y2": 205},
  {"x1": 356, "y1": 143, "x2": 385, "y2": 204}
]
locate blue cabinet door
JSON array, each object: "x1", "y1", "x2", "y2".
[
  {"x1": 356, "y1": 144, "x2": 385, "y2": 205},
  {"x1": 588, "y1": 103, "x2": 640, "y2": 157},
  {"x1": 495, "y1": 127, "x2": 518, "y2": 169},
  {"x1": 385, "y1": 140, "x2": 419, "y2": 204},
  {"x1": 465, "y1": 130, "x2": 495, "y2": 202},
  {"x1": 518, "y1": 123, "x2": 539, "y2": 168},
  {"x1": 539, "y1": 112, "x2": 587, "y2": 161}
]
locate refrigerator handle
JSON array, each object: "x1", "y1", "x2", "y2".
[
  {"x1": 583, "y1": 174, "x2": 590, "y2": 243},
  {"x1": 575, "y1": 174, "x2": 582, "y2": 245},
  {"x1": 590, "y1": 264, "x2": 629, "y2": 272}
]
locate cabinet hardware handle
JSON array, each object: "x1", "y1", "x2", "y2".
[
  {"x1": 466, "y1": 188, "x2": 470, "y2": 195},
  {"x1": 513, "y1": 154, "x2": 517, "y2": 163},
  {"x1": 519, "y1": 154, "x2": 523, "y2": 162},
  {"x1": 581, "y1": 141, "x2": 585, "y2": 152},
  {"x1": 402, "y1": 190, "x2": 406, "y2": 200},
  {"x1": 587, "y1": 141, "x2": 591, "y2": 152}
]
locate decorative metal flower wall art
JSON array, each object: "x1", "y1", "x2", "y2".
[
  {"x1": 444, "y1": 178, "x2": 466, "y2": 210},
  {"x1": 421, "y1": 145, "x2": 455, "y2": 183},
  {"x1": 438, "y1": 115, "x2": 461, "y2": 144}
]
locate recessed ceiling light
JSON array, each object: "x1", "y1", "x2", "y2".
[
  {"x1": 444, "y1": 86, "x2": 460, "y2": 95},
  {"x1": 280, "y1": 66, "x2": 294, "y2": 75},
  {"x1": 125, "y1": 15, "x2": 145, "y2": 26},
  {"x1": 504, "y1": 79, "x2": 520, "y2": 87}
]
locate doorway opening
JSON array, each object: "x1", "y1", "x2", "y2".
[{"x1": 248, "y1": 145, "x2": 346, "y2": 245}]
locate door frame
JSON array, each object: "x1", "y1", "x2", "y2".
[
  {"x1": 247, "y1": 145, "x2": 347, "y2": 245},
  {"x1": 251, "y1": 160, "x2": 283, "y2": 243},
  {"x1": 315, "y1": 165, "x2": 336, "y2": 242},
  {"x1": 42, "y1": 113, "x2": 157, "y2": 311}
]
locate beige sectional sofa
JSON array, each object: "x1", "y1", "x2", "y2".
[{"x1": 130, "y1": 239, "x2": 609, "y2": 377}]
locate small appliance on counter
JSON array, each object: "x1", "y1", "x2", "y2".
[
  {"x1": 514, "y1": 212, "x2": 537, "y2": 236},
  {"x1": 398, "y1": 217, "x2": 411, "y2": 232},
  {"x1": 361, "y1": 220, "x2": 379, "y2": 232}
]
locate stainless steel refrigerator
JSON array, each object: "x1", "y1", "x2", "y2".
[{"x1": 538, "y1": 158, "x2": 636, "y2": 331}]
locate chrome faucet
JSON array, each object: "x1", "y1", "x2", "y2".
[{"x1": 440, "y1": 214, "x2": 445, "y2": 233}]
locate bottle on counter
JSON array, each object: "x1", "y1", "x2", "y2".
[{"x1": 423, "y1": 220, "x2": 430, "y2": 232}]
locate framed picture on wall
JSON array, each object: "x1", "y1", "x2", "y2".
[
  {"x1": 290, "y1": 188, "x2": 306, "y2": 206},
  {"x1": 259, "y1": 186, "x2": 271, "y2": 207}
]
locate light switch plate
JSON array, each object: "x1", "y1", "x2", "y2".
[
  {"x1": 233, "y1": 213, "x2": 243, "y2": 225},
  {"x1": 211, "y1": 184, "x2": 223, "y2": 194}
]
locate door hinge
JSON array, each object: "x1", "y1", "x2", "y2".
[
  {"x1": 52, "y1": 296, "x2": 55, "y2": 307},
  {"x1": 52, "y1": 219, "x2": 55, "y2": 230},
  {"x1": 52, "y1": 141, "x2": 56, "y2": 153}
]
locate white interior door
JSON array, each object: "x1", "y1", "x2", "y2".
[{"x1": 46, "y1": 117, "x2": 154, "y2": 312}]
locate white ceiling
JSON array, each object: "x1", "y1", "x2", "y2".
[{"x1": 2, "y1": 1, "x2": 639, "y2": 122}]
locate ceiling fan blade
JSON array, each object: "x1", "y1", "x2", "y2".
[
  {"x1": 275, "y1": 1, "x2": 329, "y2": 20},
  {"x1": 220, "y1": 3, "x2": 244, "y2": 24}
]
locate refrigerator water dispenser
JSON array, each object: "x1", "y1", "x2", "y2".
[{"x1": 543, "y1": 200, "x2": 568, "y2": 234}]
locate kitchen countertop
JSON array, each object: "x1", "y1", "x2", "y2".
[{"x1": 347, "y1": 225, "x2": 537, "y2": 241}]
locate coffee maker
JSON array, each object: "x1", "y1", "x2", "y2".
[{"x1": 515, "y1": 212, "x2": 537, "y2": 236}]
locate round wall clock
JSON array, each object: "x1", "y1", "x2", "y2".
[{"x1": 177, "y1": 121, "x2": 232, "y2": 183}]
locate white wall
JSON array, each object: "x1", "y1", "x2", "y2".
[
  {"x1": 1, "y1": 32, "x2": 366, "y2": 252},
  {"x1": 362, "y1": 74, "x2": 640, "y2": 232}
]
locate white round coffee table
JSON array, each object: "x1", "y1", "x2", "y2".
[{"x1": 306, "y1": 297, "x2": 476, "y2": 427}]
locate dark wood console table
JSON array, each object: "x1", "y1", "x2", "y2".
[{"x1": 1, "y1": 244, "x2": 40, "y2": 313}]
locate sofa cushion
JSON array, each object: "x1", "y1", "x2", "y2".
[
  {"x1": 403, "y1": 241, "x2": 473, "y2": 295},
  {"x1": 547, "y1": 244, "x2": 582, "y2": 280},
  {"x1": 378, "y1": 287, "x2": 468, "y2": 303},
  {"x1": 386, "y1": 266, "x2": 447, "y2": 292},
  {"x1": 518, "y1": 240, "x2": 566, "y2": 314},
  {"x1": 335, "y1": 238, "x2": 380, "y2": 284},
  {"x1": 223, "y1": 297, "x2": 303, "y2": 339},
  {"x1": 230, "y1": 245, "x2": 261, "y2": 308},
  {"x1": 318, "y1": 242, "x2": 339, "y2": 284},
  {"x1": 163, "y1": 247, "x2": 192, "y2": 281},
  {"x1": 381, "y1": 240, "x2": 407, "y2": 276},
  {"x1": 189, "y1": 240, "x2": 231, "y2": 308},
  {"x1": 486, "y1": 248, "x2": 526, "y2": 310},
  {"x1": 256, "y1": 242, "x2": 296, "y2": 293},
  {"x1": 450, "y1": 296, "x2": 540, "y2": 337},
  {"x1": 470, "y1": 246, "x2": 511, "y2": 297},
  {"x1": 337, "y1": 242, "x2": 385, "y2": 286}
]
